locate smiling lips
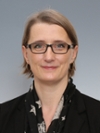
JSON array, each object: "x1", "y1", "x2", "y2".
[{"x1": 41, "y1": 66, "x2": 58, "y2": 70}]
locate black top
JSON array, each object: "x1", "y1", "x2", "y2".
[{"x1": 0, "y1": 88, "x2": 100, "y2": 133}]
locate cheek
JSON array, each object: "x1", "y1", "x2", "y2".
[
  {"x1": 56, "y1": 55, "x2": 71, "y2": 77},
  {"x1": 28, "y1": 54, "x2": 42, "y2": 66},
  {"x1": 57, "y1": 54, "x2": 71, "y2": 66}
]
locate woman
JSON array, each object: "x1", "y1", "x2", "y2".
[{"x1": 0, "y1": 9, "x2": 100, "y2": 133}]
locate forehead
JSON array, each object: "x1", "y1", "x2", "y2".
[{"x1": 28, "y1": 23, "x2": 71, "y2": 44}]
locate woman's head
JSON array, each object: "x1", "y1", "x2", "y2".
[{"x1": 22, "y1": 9, "x2": 78, "y2": 79}]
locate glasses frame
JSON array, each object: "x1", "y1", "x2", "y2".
[{"x1": 26, "y1": 43, "x2": 74, "y2": 54}]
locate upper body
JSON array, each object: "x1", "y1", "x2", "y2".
[
  {"x1": 0, "y1": 9, "x2": 100, "y2": 133},
  {"x1": 0, "y1": 80, "x2": 100, "y2": 133}
]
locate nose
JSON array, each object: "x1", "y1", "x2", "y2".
[{"x1": 44, "y1": 45, "x2": 55, "y2": 62}]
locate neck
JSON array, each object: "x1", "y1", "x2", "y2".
[
  {"x1": 34, "y1": 77, "x2": 69, "y2": 131},
  {"x1": 34, "y1": 77, "x2": 68, "y2": 108}
]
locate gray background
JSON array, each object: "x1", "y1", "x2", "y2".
[{"x1": 0, "y1": 0, "x2": 100, "y2": 103}]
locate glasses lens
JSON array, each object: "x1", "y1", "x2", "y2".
[
  {"x1": 31, "y1": 42, "x2": 46, "y2": 53},
  {"x1": 52, "y1": 42, "x2": 68, "y2": 53}
]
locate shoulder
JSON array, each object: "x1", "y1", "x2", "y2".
[
  {"x1": 75, "y1": 89, "x2": 100, "y2": 127},
  {"x1": 78, "y1": 89, "x2": 100, "y2": 108},
  {"x1": 75, "y1": 89, "x2": 100, "y2": 110},
  {"x1": 0, "y1": 93, "x2": 27, "y2": 117},
  {"x1": 81, "y1": 92, "x2": 100, "y2": 118},
  {"x1": 0, "y1": 93, "x2": 27, "y2": 106},
  {"x1": 0, "y1": 93, "x2": 27, "y2": 133},
  {"x1": 82, "y1": 93, "x2": 100, "y2": 106}
]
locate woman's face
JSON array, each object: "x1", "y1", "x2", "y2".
[{"x1": 22, "y1": 23, "x2": 78, "y2": 83}]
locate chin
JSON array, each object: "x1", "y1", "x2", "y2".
[
  {"x1": 42, "y1": 77, "x2": 56, "y2": 82},
  {"x1": 40, "y1": 76, "x2": 61, "y2": 83},
  {"x1": 37, "y1": 74, "x2": 55, "y2": 80}
]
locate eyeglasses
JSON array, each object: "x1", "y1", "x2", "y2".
[{"x1": 26, "y1": 41, "x2": 74, "y2": 54}]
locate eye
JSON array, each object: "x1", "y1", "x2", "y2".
[
  {"x1": 56, "y1": 43, "x2": 66, "y2": 48},
  {"x1": 32, "y1": 43, "x2": 44, "y2": 49}
]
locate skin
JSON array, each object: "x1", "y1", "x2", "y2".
[
  {"x1": 22, "y1": 23, "x2": 78, "y2": 130},
  {"x1": 22, "y1": 23, "x2": 77, "y2": 84}
]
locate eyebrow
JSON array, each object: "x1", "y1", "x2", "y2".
[{"x1": 28, "y1": 40, "x2": 68, "y2": 45}]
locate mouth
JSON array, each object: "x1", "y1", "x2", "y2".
[{"x1": 41, "y1": 66, "x2": 58, "y2": 70}]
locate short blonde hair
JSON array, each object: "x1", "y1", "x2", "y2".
[{"x1": 22, "y1": 9, "x2": 78, "y2": 78}]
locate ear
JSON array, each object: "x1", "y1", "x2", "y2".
[
  {"x1": 22, "y1": 46, "x2": 29, "y2": 64},
  {"x1": 70, "y1": 45, "x2": 78, "y2": 63}
]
